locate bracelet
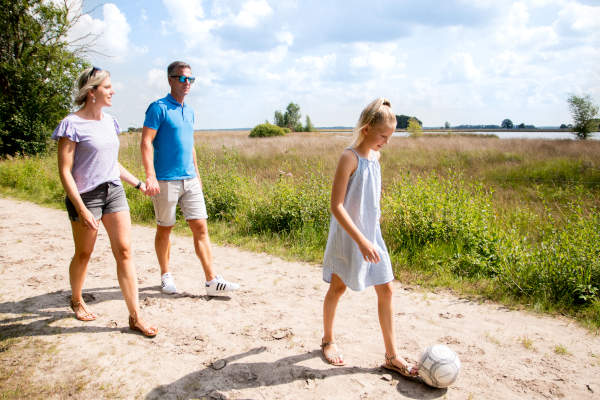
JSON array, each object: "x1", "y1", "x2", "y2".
[{"x1": 135, "y1": 181, "x2": 142, "y2": 189}]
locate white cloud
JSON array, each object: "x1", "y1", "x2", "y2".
[
  {"x1": 68, "y1": 3, "x2": 131, "y2": 60},
  {"x1": 555, "y1": 2, "x2": 600, "y2": 34},
  {"x1": 495, "y1": 2, "x2": 558, "y2": 49},
  {"x1": 232, "y1": 0, "x2": 273, "y2": 28},
  {"x1": 147, "y1": 68, "x2": 169, "y2": 92},
  {"x1": 442, "y1": 52, "x2": 482, "y2": 83},
  {"x1": 161, "y1": 0, "x2": 222, "y2": 47}
]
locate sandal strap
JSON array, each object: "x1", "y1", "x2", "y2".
[{"x1": 321, "y1": 340, "x2": 335, "y2": 349}]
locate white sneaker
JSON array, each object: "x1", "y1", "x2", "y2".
[
  {"x1": 205, "y1": 275, "x2": 240, "y2": 296},
  {"x1": 161, "y1": 272, "x2": 177, "y2": 294}
]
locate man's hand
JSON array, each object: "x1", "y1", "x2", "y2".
[{"x1": 145, "y1": 176, "x2": 160, "y2": 196}]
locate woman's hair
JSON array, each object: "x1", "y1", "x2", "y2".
[
  {"x1": 74, "y1": 66, "x2": 110, "y2": 106},
  {"x1": 350, "y1": 98, "x2": 396, "y2": 147}
]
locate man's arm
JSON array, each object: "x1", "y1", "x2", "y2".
[{"x1": 141, "y1": 126, "x2": 160, "y2": 196}]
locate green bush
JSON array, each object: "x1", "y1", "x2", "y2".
[
  {"x1": 247, "y1": 175, "x2": 329, "y2": 234},
  {"x1": 249, "y1": 123, "x2": 287, "y2": 138},
  {"x1": 382, "y1": 173, "x2": 500, "y2": 278}
]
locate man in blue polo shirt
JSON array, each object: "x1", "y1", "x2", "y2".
[{"x1": 141, "y1": 61, "x2": 239, "y2": 297}]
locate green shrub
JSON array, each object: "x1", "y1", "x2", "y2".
[
  {"x1": 247, "y1": 175, "x2": 329, "y2": 234},
  {"x1": 249, "y1": 123, "x2": 287, "y2": 138},
  {"x1": 382, "y1": 173, "x2": 500, "y2": 278}
]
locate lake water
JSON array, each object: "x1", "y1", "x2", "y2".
[{"x1": 392, "y1": 131, "x2": 600, "y2": 140}]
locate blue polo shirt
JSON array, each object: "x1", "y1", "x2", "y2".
[{"x1": 143, "y1": 93, "x2": 196, "y2": 180}]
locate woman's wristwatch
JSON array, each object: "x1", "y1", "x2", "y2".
[{"x1": 135, "y1": 181, "x2": 142, "y2": 190}]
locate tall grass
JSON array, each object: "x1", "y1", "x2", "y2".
[{"x1": 1, "y1": 130, "x2": 599, "y2": 328}]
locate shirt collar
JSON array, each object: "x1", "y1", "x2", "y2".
[{"x1": 165, "y1": 93, "x2": 185, "y2": 107}]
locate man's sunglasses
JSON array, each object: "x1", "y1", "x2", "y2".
[{"x1": 169, "y1": 75, "x2": 196, "y2": 84}]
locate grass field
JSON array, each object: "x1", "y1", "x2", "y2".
[{"x1": 1, "y1": 130, "x2": 599, "y2": 329}]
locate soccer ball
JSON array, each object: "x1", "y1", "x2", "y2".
[{"x1": 418, "y1": 344, "x2": 461, "y2": 388}]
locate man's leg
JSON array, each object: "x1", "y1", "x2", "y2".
[
  {"x1": 155, "y1": 225, "x2": 173, "y2": 275},
  {"x1": 187, "y1": 219, "x2": 215, "y2": 281},
  {"x1": 151, "y1": 180, "x2": 180, "y2": 293}
]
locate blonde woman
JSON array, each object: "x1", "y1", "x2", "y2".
[{"x1": 52, "y1": 66, "x2": 157, "y2": 337}]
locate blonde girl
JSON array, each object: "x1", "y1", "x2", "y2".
[{"x1": 321, "y1": 98, "x2": 418, "y2": 378}]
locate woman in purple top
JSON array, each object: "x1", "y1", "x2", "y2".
[{"x1": 52, "y1": 67, "x2": 157, "y2": 337}]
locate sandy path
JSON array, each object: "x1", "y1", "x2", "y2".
[{"x1": 0, "y1": 197, "x2": 598, "y2": 399}]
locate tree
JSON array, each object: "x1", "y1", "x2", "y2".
[
  {"x1": 304, "y1": 115, "x2": 315, "y2": 132},
  {"x1": 444, "y1": 121, "x2": 451, "y2": 129},
  {"x1": 396, "y1": 114, "x2": 422, "y2": 129},
  {"x1": 0, "y1": 0, "x2": 88, "y2": 156},
  {"x1": 501, "y1": 119, "x2": 513, "y2": 129},
  {"x1": 407, "y1": 118, "x2": 423, "y2": 137},
  {"x1": 568, "y1": 94, "x2": 599, "y2": 139},
  {"x1": 273, "y1": 110, "x2": 285, "y2": 127},
  {"x1": 272, "y1": 102, "x2": 305, "y2": 132},
  {"x1": 284, "y1": 102, "x2": 301, "y2": 131}
]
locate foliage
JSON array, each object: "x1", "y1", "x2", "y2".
[
  {"x1": 304, "y1": 115, "x2": 315, "y2": 132},
  {"x1": 407, "y1": 118, "x2": 423, "y2": 137},
  {"x1": 444, "y1": 121, "x2": 451, "y2": 129},
  {"x1": 249, "y1": 122, "x2": 287, "y2": 138},
  {"x1": 247, "y1": 175, "x2": 329, "y2": 234},
  {"x1": 501, "y1": 119, "x2": 513, "y2": 129},
  {"x1": 567, "y1": 94, "x2": 599, "y2": 140},
  {"x1": 0, "y1": 0, "x2": 87, "y2": 156},
  {"x1": 285, "y1": 102, "x2": 301, "y2": 130},
  {"x1": 272, "y1": 102, "x2": 308, "y2": 132},
  {"x1": 274, "y1": 110, "x2": 285, "y2": 127},
  {"x1": 396, "y1": 114, "x2": 422, "y2": 129},
  {"x1": 382, "y1": 174, "x2": 500, "y2": 278}
]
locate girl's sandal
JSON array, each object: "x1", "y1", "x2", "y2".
[
  {"x1": 382, "y1": 354, "x2": 419, "y2": 380},
  {"x1": 128, "y1": 314, "x2": 158, "y2": 338},
  {"x1": 321, "y1": 340, "x2": 345, "y2": 366},
  {"x1": 70, "y1": 299, "x2": 96, "y2": 321}
]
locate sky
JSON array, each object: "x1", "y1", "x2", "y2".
[{"x1": 66, "y1": 0, "x2": 600, "y2": 129}]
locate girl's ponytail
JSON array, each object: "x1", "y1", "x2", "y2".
[{"x1": 350, "y1": 98, "x2": 395, "y2": 147}]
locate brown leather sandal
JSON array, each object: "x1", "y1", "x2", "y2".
[
  {"x1": 128, "y1": 313, "x2": 158, "y2": 337},
  {"x1": 321, "y1": 339, "x2": 345, "y2": 366},
  {"x1": 382, "y1": 354, "x2": 419, "y2": 379},
  {"x1": 70, "y1": 299, "x2": 96, "y2": 321}
]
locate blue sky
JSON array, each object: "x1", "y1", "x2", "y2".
[{"x1": 69, "y1": 0, "x2": 600, "y2": 129}]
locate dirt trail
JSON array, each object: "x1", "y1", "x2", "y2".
[{"x1": 0, "y1": 197, "x2": 598, "y2": 399}]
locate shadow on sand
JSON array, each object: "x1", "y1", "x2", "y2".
[
  {"x1": 0, "y1": 285, "x2": 222, "y2": 340},
  {"x1": 145, "y1": 347, "x2": 447, "y2": 399}
]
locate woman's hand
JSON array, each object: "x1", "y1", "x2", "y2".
[
  {"x1": 138, "y1": 181, "x2": 149, "y2": 195},
  {"x1": 358, "y1": 239, "x2": 381, "y2": 264},
  {"x1": 79, "y1": 207, "x2": 99, "y2": 230}
]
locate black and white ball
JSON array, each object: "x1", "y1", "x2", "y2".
[{"x1": 418, "y1": 344, "x2": 461, "y2": 388}]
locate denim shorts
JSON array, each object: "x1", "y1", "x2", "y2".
[
  {"x1": 152, "y1": 177, "x2": 208, "y2": 226},
  {"x1": 65, "y1": 182, "x2": 129, "y2": 222}
]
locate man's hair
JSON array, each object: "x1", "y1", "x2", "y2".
[{"x1": 167, "y1": 61, "x2": 191, "y2": 76}]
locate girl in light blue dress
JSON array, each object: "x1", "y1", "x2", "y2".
[{"x1": 321, "y1": 98, "x2": 418, "y2": 379}]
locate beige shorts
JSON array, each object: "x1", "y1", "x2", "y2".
[{"x1": 152, "y1": 178, "x2": 208, "y2": 226}]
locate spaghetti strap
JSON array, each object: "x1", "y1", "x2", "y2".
[{"x1": 345, "y1": 147, "x2": 361, "y2": 159}]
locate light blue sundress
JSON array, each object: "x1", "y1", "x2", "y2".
[{"x1": 322, "y1": 148, "x2": 394, "y2": 291}]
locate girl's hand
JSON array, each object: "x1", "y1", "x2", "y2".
[
  {"x1": 79, "y1": 208, "x2": 99, "y2": 230},
  {"x1": 358, "y1": 239, "x2": 381, "y2": 264}
]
